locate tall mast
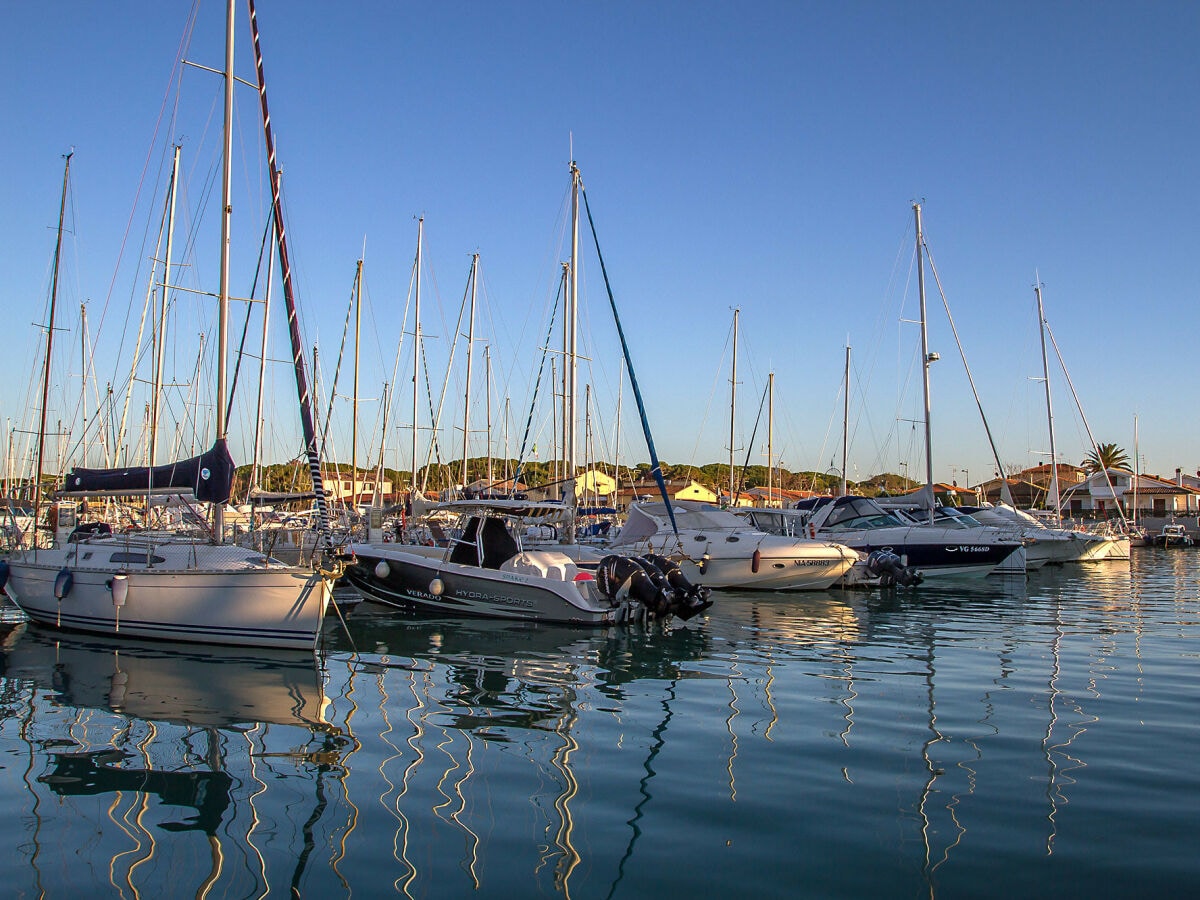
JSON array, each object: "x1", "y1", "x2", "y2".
[
  {"x1": 461, "y1": 253, "x2": 478, "y2": 490},
  {"x1": 34, "y1": 150, "x2": 72, "y2": 530},
  {"x1": 841, "y1": 344, "x2": 850, "y2": 497},
  {"x1": 558, "y1": 262, "x2": 568, "y2": 493},
  {"x1": 1034, "y1": 278, "x2": 1060, "y2": 520},
  {"x1": 375, "y1": 381, "x2": 390, "y2": 505},
  {"x1": 767, "y1": 371, "x2": 774, "y2": 506},
  {"x1": 411, "y1": 216, "x2": 423, "y2": 495},
  {"x1": 914, "y1": 202, "x2": 934, "y2": 523},
  {"x1": 79, "y1": 303, "x2": 88, "y2": 465},
  {"x1": 485, "y1": 344, "x2": 493, "y2": 488},
  {"x1": 151, "y1": 144, "x2": 181, "y2": 466},
  {"x1": 1132, "y1": 414, "x2": 1139, "y2": 525},
  {"x1": 249, "y1": 0, "x2": 333, "y2": 544},
  {"x1": 728, "y1": 307, "x2": 739, "y2": 505},
  {"x1": 351, "y1": 258, "x2": 362, "y2": 510},
  {"x1": 249, "y1": 214, "x2": 274, "y2": 503},
  {"x1": 212, "y1": 0, "x2": 236, "y2": 541},
  {"x1": 567, "y1": 161, "x2": 580, "y2": 505}
]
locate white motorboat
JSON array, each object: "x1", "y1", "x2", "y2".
[
  {"x1": 344, "y1": 500, "x2": 712, "y2": 625},
  {"x1": 610, "y1": 500, "x2": 858, "y2": 591},
  {"x1": 1150, "y1": 522, "x2": 1193, "y2": 547},
  {"x1": 744, "y1": 496, "x2": 1026, "y2": 579},
  {"x1": 959, "y1": 502, "x2": 1119, "y2": 564}
]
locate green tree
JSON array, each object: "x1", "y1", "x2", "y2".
[{"x1": 1081, "y1": 442, "x2": 1130, "y2": 473}]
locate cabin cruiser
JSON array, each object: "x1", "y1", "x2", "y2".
[
  {"x1": 1150, "y1": 521, "x2": 1193, "y2": 547},
  {"x1": 342, "y1": 500, "x2": 711, "y2": 625},
  {"x1": 957, "y1": 503, "x2": 1125, "y2": 564},
  {"x1": 742, "y1": 496, "x2": 1026, "y2": 579},
  {"x1": 609, "y1": 500, "x2": 858, "y2": 591}
]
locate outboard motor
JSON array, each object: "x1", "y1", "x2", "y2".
[
  {"x1": 596, "y1": 555, "x2": 676, "y2": 620},
  {"x1": 641, "y1": 553, "x2": 713, "y2": 620},
  {"x1": 865, "y1": 549, "x2": 923, "y2": 587}
]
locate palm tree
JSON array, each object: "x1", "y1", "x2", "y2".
[{"x1": 1081, "y1": 442, "x2": 1130, "y2": 473}]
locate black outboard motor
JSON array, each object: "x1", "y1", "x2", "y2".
[
  {"x1": 596, "y1": 555, "x2": 676, "y2": 620},
  {"x1": 865, "y1": 549, "x2": 923, "y2": 587},
  {"x1": 641, "y1": 553, "x2": 713, "y2": 620}
]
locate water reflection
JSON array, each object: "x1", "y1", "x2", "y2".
[
  {"x1": 1, "y1": 623, "x2": 348, "y2": 897},
  {"x1": 1, "y1": 556, "x2": 1196, "y2": 897},
  {"x1": 336, "y1": 609, "x2": 714, "y2": 898}
]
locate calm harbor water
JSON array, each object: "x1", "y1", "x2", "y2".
[{"x1": 1, "y1": 549, "x2": 1197, "y2": 898}]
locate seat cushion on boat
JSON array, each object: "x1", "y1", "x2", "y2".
[{"x1": 499, "y1": 550, "x2": 580, "y2": 581}]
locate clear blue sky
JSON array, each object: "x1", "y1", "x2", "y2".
[{"x1": 3, "y1": 1, "x2": 1197, "y2": 488}]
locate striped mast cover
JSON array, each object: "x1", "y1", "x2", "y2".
[{"x1": 247, "y1": 0, "x2": 332, "y2": 545}]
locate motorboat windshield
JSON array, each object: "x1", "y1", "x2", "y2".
[
  {"x1": 893, "y1": 505, "x2": 987, "y2": 529},
  {"x1": 820, "y1": 497, "x2": 907, "y2": 531}
]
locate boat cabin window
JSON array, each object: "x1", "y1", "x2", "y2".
[{"x1": 109, "y1": 552, "x2": 167, "y2": 564}]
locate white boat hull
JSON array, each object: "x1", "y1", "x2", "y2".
[
  {"x1": 4, "y1": 544, "x2": 331, "y2": 650},
  {"x1": 632, "y1": 537, "x2": 856, "y2": 591}
]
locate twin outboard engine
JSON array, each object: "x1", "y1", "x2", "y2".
[
  {"x1": 596, "y1": 553, "x2": 714, "y2": 622},
  {"x1": 865, "y1": 549, "x2": 923, "y2": 587}
]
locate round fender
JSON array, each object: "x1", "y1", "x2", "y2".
[
  {"x1": 54, "y1": 567, "x2": 73, "y2": 600},
  {"x1": 430, "y1": 578, "x2": 445, "y2": 595},
  {"x1": 375, "y1": 560, "x2": 391, "y2": 579}
]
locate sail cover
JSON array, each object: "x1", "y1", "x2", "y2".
[{"x1": 62, "y1": 439, "x2": 236, "y2": 504}]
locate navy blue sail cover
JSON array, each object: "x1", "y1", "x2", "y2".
[{"x1": 64, "y1": 439, "x2": 236, "y2": 504}]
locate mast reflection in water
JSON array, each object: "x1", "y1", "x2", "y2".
[{"x1": 2, "y1": 551, "x2": 1199, "y2": 897}]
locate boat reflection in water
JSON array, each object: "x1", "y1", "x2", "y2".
[
  {"x1": 0, "y1": 623, "x2": 349, "y2": 896},
  {"x1": 2, "y1": 556, "x2": 1192, "y2": 897},
  {"x1": 341, "y1": 608, "x2": 714, "y2": 897}
]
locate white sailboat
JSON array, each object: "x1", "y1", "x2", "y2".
[{"x1": 1, "y1": 0, "x2": 337, "y2": 650}]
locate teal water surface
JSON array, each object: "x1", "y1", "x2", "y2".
[{"x1": 1, "y1": 549, "x2": 1197, "y2": 898}]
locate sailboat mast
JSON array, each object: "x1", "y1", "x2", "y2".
[
  {"x1": 211, "y1": 0, "x2": 237, "y2": 540},
  {"x1": 914, "y1": 202, "x2": 934, "y2": 523},
  {"x1": 841, "y1": 344, "x2": 850, "y2": 497},
  {"x1": 1035, "y1": 279, "x2": 1060, "y2": 520},
  {"x1": 729, "y1": 307, "x2": 739, "y2": 504},
  {"x1": 767, "y1": 371, "x2": 774, "y2": 505},
  {"x1": 249, "y1": 0, "x2": 333, "y2": 543},
  {"x1": 151, "y1": 144, "x2": 181, "y2": 467},
  {"x1": 352, "y1": 258, "x2": 362, "y2": 510},
  {"x1": 249, "y1": 217, "x2": 274, "y2": 503},
  {"x1": 567, "y1": 161, "x2": 580, "y2": 499},
  {"x1": 1132, "y1": 414, "x2": 1139, "y2": 525},
  {"x1": 411, "y1": 216, "x2": 423, "y2": 496},
  {"x1": 33, "y1": 150, "x2": 72, "y2": 526},
  {"x1": 461, "y1": 253, "x2": 478, "y2": 490},
  {"x1": 79, "y1": 304, "x2": 88, "y2": 465},
  {"x1": 485, "y1": 344, "x2": 493, "y2": 487}
]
